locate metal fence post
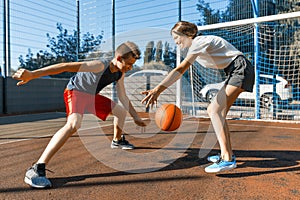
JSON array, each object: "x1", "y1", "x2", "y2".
[{"x1": 251, "y1": 0, "x2": 260, "y2": 119}]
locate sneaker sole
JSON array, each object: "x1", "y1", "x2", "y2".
[
  {"x1": 207, "y1": 155, "x2": 236, "y2": 163},
  {"x1": 24, "y1": 177, "x2": 51, "y2": 189},
  {"x1": 121, "y1": 146, "x2": 134, "y2": 150},
  {"x1": 111, "y1": 145, "x2": 134, "y2": 150},
  {"x1": 205, "y1": 163, "x2": 237, "y2": 173}
]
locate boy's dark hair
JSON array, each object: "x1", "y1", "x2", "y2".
[
  {"x1": 171, "y1": 21, "x2": 198, "y2": 39},
  {"x1": 116, "y1": 41, "x2": 141, "y2": 59}
]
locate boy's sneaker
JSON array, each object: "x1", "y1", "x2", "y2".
[
  {"x1": 111, "y1": 135, "x2": 134, "y2": 150},
  {"x1": 24, "y1": 163, "x2": 52, "y2": 188},
  {"x1": 205, "y1": 158, "x2": 237, "y2": 173},
  {"x1": 207, "y1": 154, "x2": 236, "y2": 163}
]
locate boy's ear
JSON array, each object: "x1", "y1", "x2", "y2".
[{"x1": 116, "y1": 55, "x2": 122, "y2": 62}]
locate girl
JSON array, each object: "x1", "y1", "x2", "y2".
[{"x1": 142, "y1": 21, "x2": 254, "y2": 173}]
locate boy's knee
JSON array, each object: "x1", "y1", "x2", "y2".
[
  {"x1": 66, "y1": 119, "x2": 82, "y2": 132},
  {"x1": 112, "y1": 104, "x2": 127, "y2": 118}
]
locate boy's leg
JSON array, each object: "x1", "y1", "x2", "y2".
[
  {"x1": 92, "y1": 94, "x2": 125, "y2": 141},
  {"x1": 37, "y1": 113, "x2": 83, "y2": 164},
  {"x1": 25, "y1": 113, "x2": 83, "y2": 188},
  {"x1": 111, "y1": 104, "x2": 127, "y2": 141},
  {"x1": 25, "y1": 89, "x2": 86, "y2": 188},
  {"x1": 110, "y1": 104, "x2": 135, "y2": 149},
  {"x1": 92, "y1": 94, "x2": 134, "y2": 149}
]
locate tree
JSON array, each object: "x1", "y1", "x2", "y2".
[
  {"x1": 163, "y1": 42, "x2": 176, "y2": 69},
  {"x1": 155, "y1": 41, "x2": 163, "y2": 62},
  {"x1": 196, "y1": 0, "x2": 300, "y2": 99},
  {"x1": 275, "y1": 0, "x2": 300, "y2": 99},
  {"x1": 46, "y1": 23, "x2": 78, "y2": 63},
  {"x1": 196, "y1": 0, "x2": 223, "y2": 25},
  {"x1": 144, "y1": 41, "x2": 155, "y2": 64},
  {"x1": 80, "y1": 31, "x2": 103, "y2": 59},
  {"x1": 18, "y1": 23, "x2": 103, "y2": 78},
  {"x1": 19, "y1": 49, "x2": 56, "y2": 71},
  {"x1": 142, "y1": 40, "x2": 177, "y2": 71}
]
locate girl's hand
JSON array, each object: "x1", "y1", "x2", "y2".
[
  {"x1": 12, "y1": 69, "x2": 33, "y2": 86},
  {"x1": 141, "y1": 89, "x2": 159, "y2": 108}
]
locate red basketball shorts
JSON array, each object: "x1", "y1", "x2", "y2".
[{"x1": 63, "y1": 89, "x2": 116, "y2": 121}]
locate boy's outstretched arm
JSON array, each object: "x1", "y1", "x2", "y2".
[{"x1": 12, "y1": 60, "x2": 104, "y2": 86}]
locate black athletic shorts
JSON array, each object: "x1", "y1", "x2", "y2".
[{"x1": 223, "y1": 55, "x2": 255, "y2": 92}]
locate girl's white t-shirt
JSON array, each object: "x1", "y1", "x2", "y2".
[{"x1": 187, "y1": 35, "x2": 243, "y2": 69}]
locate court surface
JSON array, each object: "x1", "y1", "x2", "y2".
[{"x1": 0, "y1": 112, "x2": 299, "y2": 200}]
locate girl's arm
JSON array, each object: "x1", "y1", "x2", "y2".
[
  {"x1": 141, "y1": 54, "x2": 197, "y2": 108},
  {"x1": 12, "y1": 60, "x2": 104, "y2": 86}
]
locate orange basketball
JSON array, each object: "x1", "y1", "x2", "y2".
[{"x1": 155, "y1": 104, "x2": 182, "y2": 131}]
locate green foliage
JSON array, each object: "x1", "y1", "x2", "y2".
[
  {"x1": 196, "y1": 0, "x2": 300, "y2": 25},
  {"x1": 18, "y1": 23, "x2": 103, "y2": 78},
  {"x1": 155, "y1": 41, "x2": 163, "y2": 62},
  {"x1": 143, "y1": 40, "x2": 176, "y2": 70},
  {"x1": 163, "y1": 42, "x2": 176, "y2": 69},
  {"x1": 196, "y1": 0, "x2": 300, "y2": 99},
  {"x1": 196, "y1": 0, "x2": 223, "y2": 25},
  {"x1": 80, "y1": 31, "x2": 103, "y2": 59},
  {"x1": 144, "y1": 41, "x2": 155, "y2": 63}
]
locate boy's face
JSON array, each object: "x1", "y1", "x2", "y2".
[{"x1": 117, "y1": 55, "x2": 136, "y2": 73}]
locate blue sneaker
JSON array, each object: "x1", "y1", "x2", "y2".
[
  {"x1": 24, "y1": 163, "x2": 52, "y2": 188},
  {"x1": 207, "y1": 154, "x2": 236, "y2": 163},
  {"x1": 205, "y1": 159, "x2": 237, "y2": 173}
]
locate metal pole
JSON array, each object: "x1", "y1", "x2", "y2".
[
  {"x1": 2, "y1": 0, "x2": 10, "y2": 114},
  {"x1": 112, "y1": 0, "x2": 115, "y2": 54},
  {"x1": 272, "y1": 1, "x2": 278, "y2": 119},
  {"x1": 112, "y1": 0, "x2": 117, "y2": 102},
  {"x1": 76, "y1": 0, "x2": 80, "y2": 61},
  {"x1": 3, "y1": 0, "x2": 10, "y2": 77},
  {"x1": 251, "y1": 0, "x2": 260, "y2": 119},
  {"x1": 176, "y1": 0, "x2": 182, "y2": 109},
  {"x1": 178, "y1": 0, "x2": 181, "y2": 21}
]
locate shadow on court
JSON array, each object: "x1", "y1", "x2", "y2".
[
  {"x1": 0, "y1": 112, "x2": 66, "y2": 125},
  {"x1": 0, "y1": 113, "x2": 299, "y2": 199},
  {"x1": 43, "y1": 149, "x2": 300, "y2": 188}
]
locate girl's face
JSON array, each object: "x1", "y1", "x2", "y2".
[{"x1": 171, "y1": 32, "x2": 193, "y2": 49}]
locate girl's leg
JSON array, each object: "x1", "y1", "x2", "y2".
[
  {"x1": 37, "y1": 113, "x2": 83, "y2": 164},
  {"x1": 207, "y1": 85, "x2": 244, "y2": 161}
]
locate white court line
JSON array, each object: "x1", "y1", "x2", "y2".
[
  {"x1": 230, "y1": 123, "x2": 300, "y2": 130},
  {"x1": 199, "y1": 120, "x2": 300, "y2": 131},
  {"x1": 1, "y1": 139, "x2": 30, "y2": 145},
  {"x1": 2, "y1": 117, "x2": 299, "y2": 145},
  {"x1": 0, "y1": 124, "x2": 113, "y2": 145}
]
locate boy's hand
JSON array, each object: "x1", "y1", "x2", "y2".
[
  {"x1": 133, "y1": 116, "x2": 147, "y2": 127},
  {"x1": 12, "y1": 69, "x2": 33, "y2": 86}
]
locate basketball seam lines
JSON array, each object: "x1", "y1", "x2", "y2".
[{"x1": 165, "y1": 104, "x2": 176, "y2": 131}]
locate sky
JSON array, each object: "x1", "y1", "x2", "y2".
[
  {"x1": 0, "y1": 0, "x2": 229, "y2": 74},
  {"x1": 0, "y1": 0, "x2": 77, "y2": 73}
]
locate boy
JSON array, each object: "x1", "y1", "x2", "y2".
[{"x1": 13, "y1": 41, "x2": 146, "y2": 188}]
